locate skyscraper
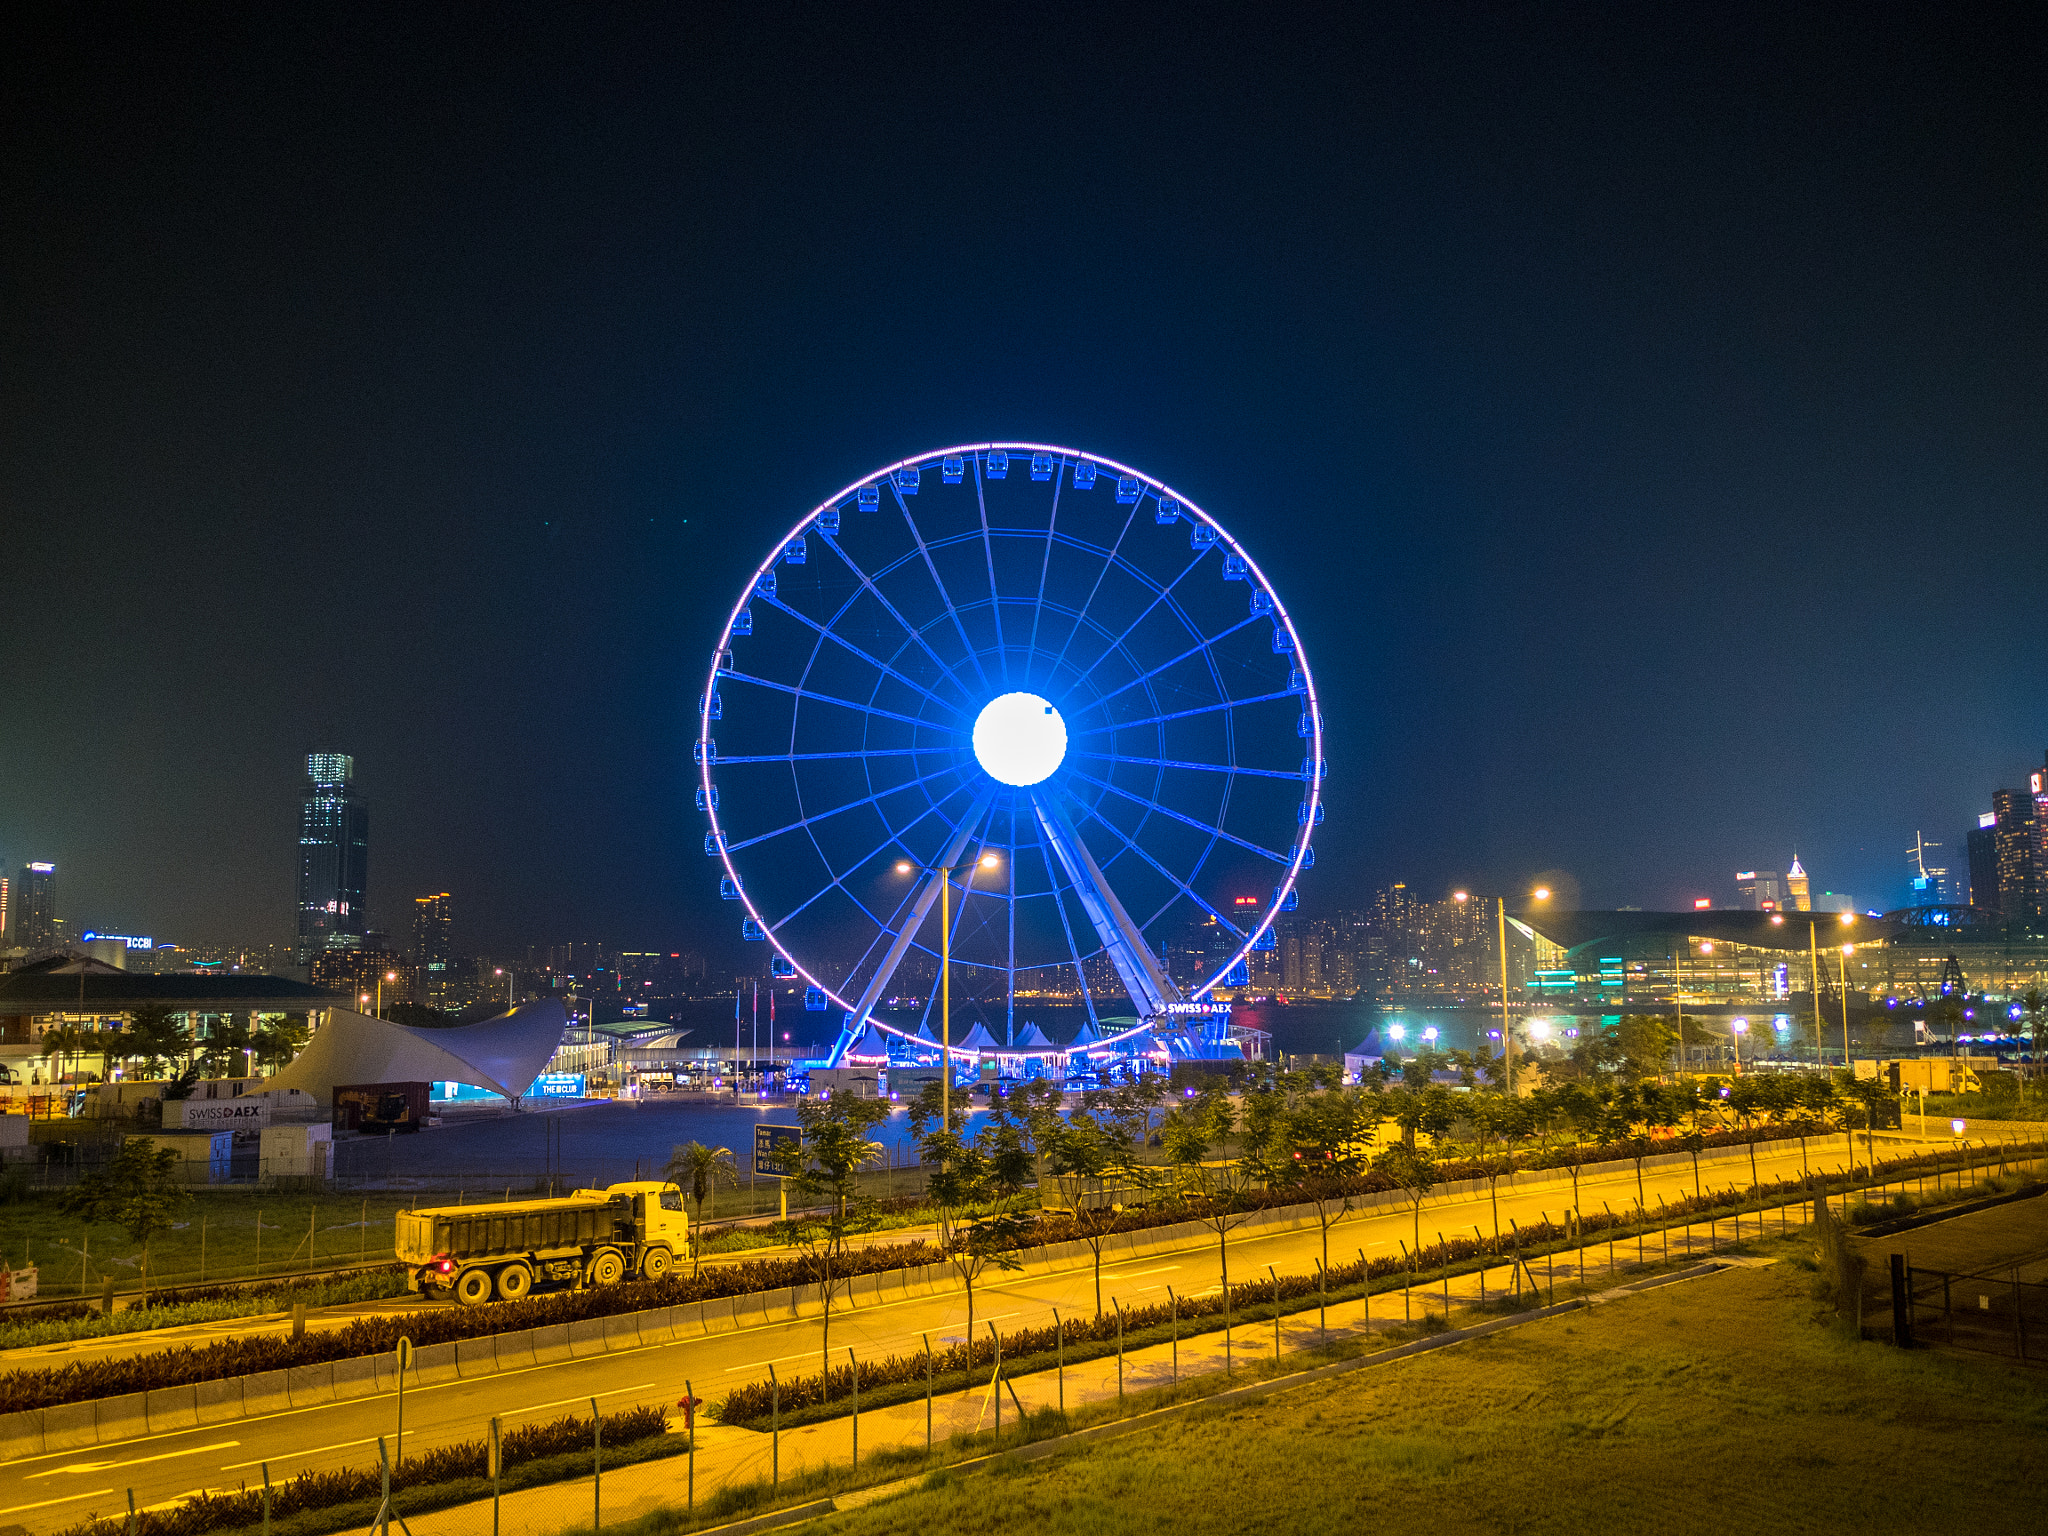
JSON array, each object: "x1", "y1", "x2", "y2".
[
  {"x1": 1990, "y1": 755, "x2": 2048, "y2": 926},
  {"x1": 296, "y1": 754, "x2": 368, "y2": 967},
  {"x1": 1735, "y1": 871, "x2": 1781, "y2": 909},
  {"x1": 1905, "y1": 832, "x2": 1950, "y2": 907},
  {"x1": 413, "y1": 893, "x2": 453, "y2": 968},
  {"x1": 1968, "y1": 812, "x2": 1999, "y2": 916},
  {"x1": 1786, "y1": 855, "x2": 1810, "y2": 912},
  {"x1": 16, "y1": 863, "x2": 56, "y2": 949}
]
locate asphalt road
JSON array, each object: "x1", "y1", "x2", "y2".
[{"x1": 6, "y1": 1129, "x2": 1974, "y2": 1532}]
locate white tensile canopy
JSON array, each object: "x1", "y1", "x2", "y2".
[{"x1": 263, "y1": 1000, "x2": 568, "y2": 1105}]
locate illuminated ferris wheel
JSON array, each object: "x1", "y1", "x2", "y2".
[{"x1": 695, "y1": 443, "x2": 1323, "y2": 1058}]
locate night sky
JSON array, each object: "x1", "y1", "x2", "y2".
[{"x1": 4, "y1": 4, "x2": 2044, "y2": 962}]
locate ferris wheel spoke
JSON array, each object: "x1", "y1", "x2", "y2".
[
  {"x1": 973, "y1": 465, "x2": 1011, "y2": 690},
  {"x1": 757, "y1": 593, "x2": 971, "y2": 720},
  {"x1": 1034, "y1": 503, "x2": 1141, "y2": 695},
  {"x1": 1068, "y1": 688, "x2": 1301, "y2": 737},
  {"x1": 1059, "y1": 548, "x2": 1213, "y2": 695},
  {"x1": 1027, "y1": 808, "x2": 1105, "y2": 1030},
  {"x1": 843, "y1": 786, "x2": 999, "y2": 1029},
  {"x1": 1063, "y1": 765, "x2": 1292, "y2": 865},
  {"x1": 891, "y1": 483, "x2": 993, "y2": 698},
  {"x1": 714, "y1": 747, "x2": 945, "y2": 765},
  {"x1": 1031, "y1": 789, "x2": 1181, "y2": 1016},
  {"x1": 1021, "y1": 470, "x2": 1066, "y2": 697},
  {"x1": 723, "y1": 668, "x2": 954, "y2": 732},
  {"x1": 1061, "y1": 790, "x2": 1248, "y2": 939},
  {"x1": 765, "y1": 776, "x2": 985, "y2": 949},
  {"x1": 814, "y1": 533, "x2": 979, "y2": 712},
  {"x1": 1065, "y1": 612, "x2": 1266, "y2": 723},
  {"x1": 721, "y1": 761, "x2": 970, "y2": 855},
  {"x1": 1071, "y1": 750, "x2": 1300, "y2": 781}
]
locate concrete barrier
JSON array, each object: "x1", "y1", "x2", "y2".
[
  {"x1": 195, "y1": 1374, "x2": 245, "y2": 1424},
  {"x1": 0, "y1": 1410, "x2": 43, "y2": 1460},
  {"x1": 454, "y1": 1336, "x2": 498, "y2": 1379},
  {"x1": 240, "y1": 1369, "x2": 290, "y2": 1417},
  {"x1": 412, "y1": 1340, "x2": 460, "y2": 1386},
  {"x1": 530, "y1": 1323, "x2": 572, "y2": 1365},
  {"x1": 333, "y1": 1354, "x2": 380, "y2": 1399},
  {"x1": 285, "y1": 1362, "x2": 337, "y2": 1408}
]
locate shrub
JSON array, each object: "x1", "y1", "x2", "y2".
[{"x1": 54, "y1": 1406, "x2": 668, "y2": 1536}]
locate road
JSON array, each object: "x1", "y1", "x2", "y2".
[{"x1": 13, "y1": 1129, "x2": 2001, "y2": 1531}]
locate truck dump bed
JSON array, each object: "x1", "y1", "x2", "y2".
[{"x1": 395, "y1": 1196, "x2": 622, "y2": 1265}]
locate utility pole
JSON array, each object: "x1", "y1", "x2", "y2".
[{"x1": 1496, "y1": 898, "x2": 1512, "y2": 1096}]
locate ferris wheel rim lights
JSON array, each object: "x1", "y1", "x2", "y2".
[{"x1": 696, "y1": 442, "x2": 1323, "y2": 1059}]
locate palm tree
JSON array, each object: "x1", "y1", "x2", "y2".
[
  {"x1": 251, "y1": 1017, "x2": 310, "y2": 1074},
  {"x1": 38, "y1": 1024, "x2": 80, "y2": 1086},
  {"x1": 662, "y1": 1141, "x2": 738, "y2": 1260}
]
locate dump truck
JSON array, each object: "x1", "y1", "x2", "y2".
[{"x1": 396, "y1": 1180, "x2": 689, "y2": 1304}]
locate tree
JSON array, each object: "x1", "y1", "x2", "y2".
[
  {"x1": 39, "y1": 1025, "x2": 83, "y2": 1087},
  {"x1": 59, "y1": 1137, "x2": 190, "y2": 1299},
  {"x1": 197, "y1": 1016, "x2": 253, "y2": 1079},
  {"x1": 1466, "y1": 1092, "x2": 1530, "y2": 1249},
  {"x1": 1042, "y1": 1111, "x2": 1143, "y2": 1318},
  {"x1": 125, "y1": 1006, "x2": 192, "y2": 1079},
  {"x1": 1371, "y1": 1141, "x2": 1438, "y2": 1273},
  {"x1": 947, "y1": 1210, "x2": 1031, "y2": 1342},
  {"x1": 769, "y1": 1093, "x2": 888, "y2": 1385},
  {"x1": 1610, "y1": 1015, "x2": 1679, "y2": 1083},
  {"x1": 1161, "y1": 1101, "x2": 1256, "y2": 1319},
  {"x1": 1265, "y1": 1089, "x2": 1374, "y2": 1273},
  {"x1": 662, "y1": 1141, "x2": 738, "y2": 1258},
  {"x1": 251, "y1": 1017, "x2": 310, "y2": 1074},
  {"x1": 1726, "y1": 1076, "x2": 1772, "y2": 1191}
]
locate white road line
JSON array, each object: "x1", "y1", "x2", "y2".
[
  {"x1": 1098, "y1": 1265, "x2": 1181, "y2": 1280},
  {"x1": 222, "y1": 1437, "x2": 380, "y2": 1473},
  {"x1": 0, "y1": 1487, "x2": 114, "y2": 1514},
  {"x1": 502, "y1": 1383, "x2": 657, "y2": 1419},
  {"x1": 28, "y1": 1443, "x2": 239, "y2": 1479}
]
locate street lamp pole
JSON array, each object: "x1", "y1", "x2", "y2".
[
  {"x1": 1497, "y1": 899, "x2": 1512, "y2": 1095},
  {"x1": 899, "y1": 854, "x2": 1001, "y2": 1137},
  {"x1": 1808, "y1": 920, "x2": 1822, "y2": 1070}
]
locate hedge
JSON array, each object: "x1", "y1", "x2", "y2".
[{"x1": 54, "y1": 1405, "x2": 670, "y2": 1536}]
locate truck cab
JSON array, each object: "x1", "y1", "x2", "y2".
[{"x1": 603, "y1": 1180, "x2": 691, "y2": 1273}]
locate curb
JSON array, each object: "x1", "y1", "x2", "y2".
[{"x1": 1853, "y1": 1179, "x2": 2046, "y2": 1239}]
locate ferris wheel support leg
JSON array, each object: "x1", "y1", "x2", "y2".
[
  {"x1": 1031, "y1": 789, "x2": 1183, "y2": 1019},
  {"x1": 839, "y1": 787, "x2": 999, "y2": 1042}
]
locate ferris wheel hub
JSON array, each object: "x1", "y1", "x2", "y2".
[{"x1": 971, "y1": 691, "x2": 1068, "y2": 787}]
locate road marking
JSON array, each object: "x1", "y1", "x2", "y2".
[
  {"x1": 28, "y1": 1443, "x2": 239, "y2": 1479},
  {"x1": 503, "y1": 1383, "x2": 657, "y2": 1419},
  {"x1": 222, "y1": 1437, "x2": 379, "y2": 1472},
  {"x1": 1098, "y1": 1265, "x2": 1181, "y2": 1280},
  {"x1": 0, "y1": 1488, "x2": 114, "y2": 1514}
]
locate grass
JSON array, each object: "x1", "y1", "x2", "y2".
[
  {"x1": 742, "y1": 1260, "x2": 2047, "y2": 1536},
  {"x1": 0, "y1": 1190, "x2": 423, "y2": 1297}
]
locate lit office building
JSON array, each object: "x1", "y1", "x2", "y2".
[
  {"x1": 1786, "y1": 855, "x2": 1811, "y2": 912},
  {"x1": 1735, "y1": 871, "x2": 1781, "y2": 910},
  {"x1": 295, "y1": 754, "x2": 368, "y2": 966},
  {"x1": 16, "y1": 863, "x2": 57, "y2": 950},
  {"x1": 412, "y1": 892, "x2": 453, "y2": 967}
]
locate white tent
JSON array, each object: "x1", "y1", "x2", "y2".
[{"x1": 263, "y1": 1000, "x2": 568, "y2": 1106}]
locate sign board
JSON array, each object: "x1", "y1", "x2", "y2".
[
  {"x1": 170, "y1": 1098, "x2": 269, "y2": 1131},
  {"x1": 532, "y1": 1073, "x2": 586, "y2": 1099},
  {"x1": 753, "y1": 1123, "x2": 802, "y2": 1176}
]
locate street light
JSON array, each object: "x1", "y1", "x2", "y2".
[
  {"x1": 895, "y1": 851, "x2": 1002, "y2": 1135},
  {"x1": 375, "y1": 969, "x2": 397, "y2": 1017},
  {"x1": 1731, "y1": 1017, "x2": 1748, "y2": 1074}
]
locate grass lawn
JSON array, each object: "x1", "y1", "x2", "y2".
[
  {"x1": 1852, "y1": 1189, "x2": 2048, "y2": 1277},
  {"x1": 0, "y1": 1191, "x2": 419, "y2": 1296},
  {"x1": 799, "y1": 1259, "x2": 2047, "y2": 1536}
]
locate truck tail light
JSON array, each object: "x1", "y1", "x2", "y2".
[{"x1": 435, "y1": 1257, "x2": 454, "y2": 1273}]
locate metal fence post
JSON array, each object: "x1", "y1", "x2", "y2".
[
  {"x1": 590, "y1": 1395, "x2": 601, "y2": 1534},
  {"x1": 849, "y1": 1347, "x2": 859, "y2": 1469},
  {"x1": 683, "y1": 1383, "x2": 694, "y2": 1516},
  {"x1": 769, "y1": 1364, "x2": 779, "y2": 1490}
]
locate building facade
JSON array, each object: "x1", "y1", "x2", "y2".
[
  {"x1": 1968, "y1": 814, "x2": 1999, "y2": 915},
  {"x1": 14, "y1": 864, "x2": 58, "y2": 950},
  {"x1": 296, "y1": 754, "x2": 369, "y2": 966},
  {"x1": 412, "y1": 893, "x2": 453, "y2": 968},
  {"x1": 1786, "y1": 856, "x2": 1810, "y2": 912}
]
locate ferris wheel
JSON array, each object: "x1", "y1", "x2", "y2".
[{"x1": 695, "y1": 443, "x2": 1323, "y2": 1059}]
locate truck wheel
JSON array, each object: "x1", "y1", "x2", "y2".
[
  {"x1": 496, "y1": 1263, "x2": 533, "y2": 1302},
  {"x1": 587, "y1": 1248, "x2": 626, "y2": 1287},
  {"x1": 640, "y1": 1247, "x2": 672, "y2": 1282},
  {"x1": 454, "y1": 1268, "x2": 494, "y2": 1306}
]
